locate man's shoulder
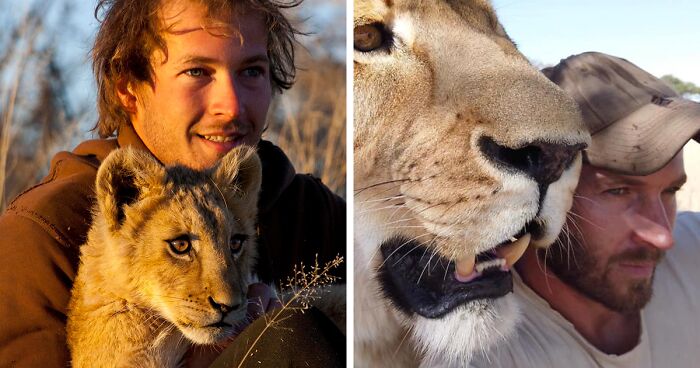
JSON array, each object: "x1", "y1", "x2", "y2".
[
  {"x1": 3, "y1": 138, "x2": 117, "y2": 248},
  {"x1": 257, "y1": 140, "x2": 345, "y2": 212},
  {"x1": 647, "y1": 211, "x2": 700, "y2": 307}
]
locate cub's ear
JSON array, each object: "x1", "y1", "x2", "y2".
[
  {"x1": 211, "y1": 145, "x2": 262, "y2": 213},
  {"x1": 95, "y1": 147, "x2": 165, "y2": 231}
]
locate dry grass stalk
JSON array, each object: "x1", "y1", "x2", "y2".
[{"x1": 236, "y1": 254, "x2": 344, "y2": 368}]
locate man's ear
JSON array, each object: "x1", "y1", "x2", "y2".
[
  {"x1": 211, "y1": 146, "x2": 263, "y2": 213},
  {"x1": 95, "y1": 147, "x2": 165, "y2": 231},
  {"x1": 116, "y1": 78, "x2": 138, "y2": 114}
]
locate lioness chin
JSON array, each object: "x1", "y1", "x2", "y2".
[
  {"x1": 353, "y1": 1, "x2": 590, "y2": 366},
  {"x1": 67, "y1": 146, "x2": 261, "y2": 368}
]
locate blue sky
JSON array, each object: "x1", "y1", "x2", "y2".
[{"x1": 491, "y1": 1, "x2": 700, "y2": 85}]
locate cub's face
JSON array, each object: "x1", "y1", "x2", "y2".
[
  {"x1": 95, "y1": 146, "x2": 262, "y2": 344},
  {"x1": 354, "y1": 0, "x2": 590, "y2": 364}
]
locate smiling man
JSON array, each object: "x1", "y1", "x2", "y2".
[
  {"x1": 469, "y1": 52, "x2": 700, "y2": 367},
  {"x1": 0, "y1": 0, "x2": 344, "y2": 367},
  {"x1": 122, "y1": 2, "x2": 272, "y2": 169}
]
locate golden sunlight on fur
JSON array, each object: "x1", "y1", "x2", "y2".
[
  {"x1": 67, "y1": 146, "x2": 261, "y2": 368},
  {"x1": 353, "y1": 0, "x2": 590, "y2": 366}
]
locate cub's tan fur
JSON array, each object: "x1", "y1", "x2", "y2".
[
  {"x1": 67, "y1": 146, "x2": 261, "y2": 368},
  {"x1": 354, "y1": 0, "x2": 590, "y2": 366}
]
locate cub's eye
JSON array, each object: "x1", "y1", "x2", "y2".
[
  {"x1": 167, "y1": 236, "x2": 192, "y2": 255},
  {"x1": 354, "y1": 23, "x2": 386, "y2": 52},
  {"x1": 230, "y1": 234, "x2": 248, "y2": 254}
]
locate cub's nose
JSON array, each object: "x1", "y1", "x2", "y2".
[
  {"x1": 208, "y1": 296, "x2": 240, "y2": 316},
  {"x1": 479, "y1": 136, "x2": 586, "y2": 186}
]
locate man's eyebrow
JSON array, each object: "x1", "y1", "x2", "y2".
[
  {"x1": 602, "y1": 176, "x2": 646, "y2": 186},
  {"x1": 671, "y1": 174, "x2": 688, "y2": 188},
  {"x1": 241, "y1": 54, "x2": 270, "y2": 64},
  {"x1": 177, "y1": 55, "x2": 218, "y2": 65},
  {"x1": 176, "y1": 54, "x2": 269, "y2": 65}
]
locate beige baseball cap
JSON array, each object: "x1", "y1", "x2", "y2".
[{"x1": 543, "y1": 52, "x2": 700, "y2": 175}]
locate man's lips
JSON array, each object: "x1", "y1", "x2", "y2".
[
  {"x1": 616, "y1": 261, "x2": 656, "y2": 278},
  {"x1": 610, "y1": 248, "x2": 662, "y2": 279},
  {"x1": 195, "y1": 133, "x2": 245, "y2": 153}
]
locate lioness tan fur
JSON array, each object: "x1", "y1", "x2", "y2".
[
  {"x1": 67, "y1": 146, "x2": 261, "y2": 368},
  {"x1": 354, "y1": 0, "x2": 590, "y2": 366}
]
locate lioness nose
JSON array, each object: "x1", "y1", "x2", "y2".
[
  {"x1": 208, "y1": 296, "x2": 240, "y2": 315},
  {"x1": 479, "y1": 136, "x2": 586, "y2": 186}
]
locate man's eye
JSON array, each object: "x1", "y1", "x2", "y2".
[
  {"x1": 605, "y1": 188, "x2": 629, "y2": 196},
  {"x1": 664, "y1": 186, "x2": 682, "y2": 195},
  {"x1": 184, "y1": 68, "x2": 207, "y2": 77},
  {"x1": 241, "y1": 67, "x2": 264, "y2": 78}
]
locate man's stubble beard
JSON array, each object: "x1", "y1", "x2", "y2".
[{"x1": 543, "y1": 231, "x2": 663, "y2": 313}]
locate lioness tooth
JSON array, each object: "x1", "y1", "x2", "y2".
[
  {"x1": 497, "y1": 233, "x2": 531, "y2": 267},
  {"x1": 475, "y1": 258, "x2": 506, "y2": 273},
  {"x1": 510, "y1": 236, "x2": 518, "y2": 242},
  {"x1": 455, "y1": 255, "x2": 476, "y2": 278}
]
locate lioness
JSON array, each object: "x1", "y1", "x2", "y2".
[
  {"x1": 67, "y1": 146, "x2": 261, "y2": 367},
  {"x1": 354, "y1": 0, "x2": 590, "y2": 366}
]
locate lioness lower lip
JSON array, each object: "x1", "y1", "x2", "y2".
[{"x1": 496, "y1": 233, "x2": 531, "y2": 267}]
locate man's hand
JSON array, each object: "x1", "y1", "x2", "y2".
[
  {"x1": 243, "y1": 282, "x2": 283, "y2": 325},
  {"x1": 186, "y1": 283, "x2": 282, "y2": 367}
]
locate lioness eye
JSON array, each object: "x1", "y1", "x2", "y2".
[
  {"x1": 167, "y1": 237, "x2": 192, "y2": 255},
  {"x1": 230, "y1": 234, "x2": 248, "y2": 254},
  {"x1": 354, "y1": 24, "x2": 385, "y2": 52}
]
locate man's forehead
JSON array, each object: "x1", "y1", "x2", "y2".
[
  {"x1": 581, "y1": 153, "x2": 687, "y2": 187},
  {"x1": 585, "y1": 167, "x2": 647, "y2": 186},
  {"x1": 158, "y1": 0, "x2": 261, "y2": 36}
]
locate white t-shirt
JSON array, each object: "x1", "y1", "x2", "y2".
[{"x1": 469, "y1": 212, "x2": 700, "y2": 368}]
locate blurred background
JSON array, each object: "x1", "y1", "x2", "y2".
[
  {"x1": 0, "y1": 0, "x2": 346, "y2": 211},
  {"x1": 492, "y1": 0, "x2": 700, "y2": 211}
]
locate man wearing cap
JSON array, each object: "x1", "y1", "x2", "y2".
[{"x1": 469, "y1": 52, "x2": 700, "y2": 367}]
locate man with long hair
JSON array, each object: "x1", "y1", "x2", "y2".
[{"x1": 0, "y1": 1, "x2": 345, "y2": 366}]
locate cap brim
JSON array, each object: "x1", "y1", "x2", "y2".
[{"x1": 586, "y1": 97, "x2": 700, "y2": 175}]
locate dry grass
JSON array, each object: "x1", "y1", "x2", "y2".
[
  {"x1": 0, "y1": 1, "x2": 88, "y2": 211},
  {"x1": 235, "y1": 254, "x2": 344, "y2": 368},
  {"x1": 264, "y1": 55, "x2": 346, "y2": 197}
]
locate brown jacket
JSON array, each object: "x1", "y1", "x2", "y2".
[{"x1": 0, "y1": 126, "x2": 345, "y2": 367}]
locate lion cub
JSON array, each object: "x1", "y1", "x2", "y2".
[{"x1": 67, "y1": 146, "x2": 261, "y2": 368}]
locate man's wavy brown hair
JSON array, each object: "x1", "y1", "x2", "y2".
[{"x1": 92, "y1": 0, "x2": 302, "y2": 138}]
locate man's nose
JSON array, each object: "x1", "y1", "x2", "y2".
[
  {"x1": 209, "y1": 74, "x2": 241, "y2": 119},
  {"x1": 625, "y1": 197, "x2": 674, "y2": 250}
]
